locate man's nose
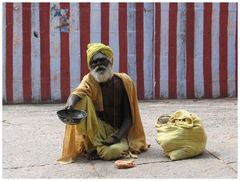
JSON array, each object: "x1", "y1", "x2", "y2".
[{"x1": 96, "y1": 60, "x2": 103, "y2": 66}]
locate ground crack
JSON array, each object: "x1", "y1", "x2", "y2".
[
  {"x1": 136, "y1": 160, "x2": 172, "y2": 166},
  {"x1": 206, "y1": 149, "x2": 237, "y2": 173},
  {"x1": 3, "y1": 163, "x2": 58, "y2": 170}
]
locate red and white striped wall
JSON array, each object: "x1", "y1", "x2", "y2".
[{"x1": 2, "y1": 2, "x2": 238, "y2": 103}]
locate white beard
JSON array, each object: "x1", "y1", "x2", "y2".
[{"x1": 90, "y1": 64, "x2": 113, "y2": 83}]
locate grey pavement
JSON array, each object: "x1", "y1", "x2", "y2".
[{"x1": 2, "y1": 98, "x2": 238, "y2": 178}]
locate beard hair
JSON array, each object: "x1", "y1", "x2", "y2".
[{"x1": 90, "y1": 64, "x2": 113, "y2": 83}]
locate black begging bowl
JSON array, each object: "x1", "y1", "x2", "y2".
[{"x1": 57, "y1": 109, "x2": 87, "y2": 125}]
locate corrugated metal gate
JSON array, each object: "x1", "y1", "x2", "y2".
[{"x1": 2, "y1": 2, "x2": 238, "y2": 103}]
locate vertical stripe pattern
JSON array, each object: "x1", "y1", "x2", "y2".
[
  {"x1": 79, "y1": 3, "x2": 90, "y2": 78},
  {"x1": 136, "y1": 3, "x2": 144, "y2": 99},
  {"x1": 176, "y1": 3, "x2": 187, "y2": 98},
  {"x1": 235, "y1": 4, "x2": 238, "y2": 97},
  {"x1": 127, "y1": 3, "x2": 137, "y2": 84},
  {"x1": 22, "y1": 3, "x2": 32, "y2": 102},
  {"x1": 3, "y1": 3, "x2": 7, "y2": 103},
  {"x1": 50, "y1": 3, "x2": 61, "y2": 101},
  {"x1": 211, "y1": 3, "x2": 220, "y2": 98},
  {"x1": 168, "y1": 3, "x2": 177, "y2": 99},
  {"x1": 119, "y1": 3, "x2": 128, "y2": 73},
  {"x1": 40, "y1": 3, "x2": 51, "y2": 101},
  {"x1": 6, "y1": 3, "x2": 14, "y2": 103},
  {"x1": 194, "y1": 3, "x2": 204, "y2": 98},
  {"x1": 227, "y1": 3, "x2": 237, "y2": 97},
  {"x1": 101, "y1": 3, "x2": 109, "y2": 45},
  {"x1": 31, "y1": 3, "x2": 41, "y2": 102},
  {"x1": 69, "y1": 3, "x2": 81, "y2": 92},
  {"x1": 90, "y1": 3, "x2": 101, "y2": 43},
  {"x1": 186, "y1": 3, "x2": 195, "y2": 98},
  {"x1": 160, "y1": 3, "x2": 169, "y2": 98},
  {"x1": 13, "y1": 3, "x2": 23, "y2": 103},
  {"x1": 109, "y1": 3, "x2": 119, "y2": 72},
  {"x1": 143, "y1": 3, "x2": 154, "y2": 99},
  {"x1": 60, "y1": 3, "x2": 70, "y2": 102},
  {"x1": 2, "y1": 2, "x2": 238, "y2": 103},
  {"x1": 219, "y1": 3, "x2": 229, "y2": 97},
  {"x1": 203, "y1": 3, "x2": 213, "y2": 98},
  {"x1": 154, "y1": 3, "x2": 161, "y2": 99}
]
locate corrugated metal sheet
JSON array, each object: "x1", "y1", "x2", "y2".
[{"x1": 2, "y1": 2, "x2": 238, "y2": 103}]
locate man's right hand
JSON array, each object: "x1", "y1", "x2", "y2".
[
  {"x1": 64, "y1": 94, "x2": 80, "y2": 110},
  {"x1": 64, "y1": 105, "x2": 74, "y2": 110}
]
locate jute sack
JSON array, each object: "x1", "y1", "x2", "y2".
[{"x1": 155, "y1": 110, "x2": 207, "y2": 161}]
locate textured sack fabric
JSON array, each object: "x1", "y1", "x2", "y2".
[{"x1": 155, "y1": 110, "x2": 207, "y2": 161}]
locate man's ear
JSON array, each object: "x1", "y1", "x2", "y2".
[
  {"x1": 107, "y1": 58, "x2": 113, "y2": 66},
  {"x1": 108, "y1": 62, "x2": 113, "y2": 68},
  {"x1": 88, "y1": 63, "x2": 93, "y2": 70}
]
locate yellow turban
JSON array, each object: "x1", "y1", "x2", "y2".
[{"x1": 87, "y1": 43, "x2": 114, "y2": 66}]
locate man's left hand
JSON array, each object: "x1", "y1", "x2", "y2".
[{"x1": 101, "y1": 136, "x2": 120, "y2": 146}]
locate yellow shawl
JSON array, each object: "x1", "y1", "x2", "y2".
[{"x1": 57, "y1": 73, "x2": 149, "y2": 163}]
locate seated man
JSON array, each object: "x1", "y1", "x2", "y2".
[{"x1": 57, "y1": 43, "x2": 149, "y2": 164}]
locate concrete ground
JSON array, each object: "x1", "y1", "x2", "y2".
[{"x1": 2, "y1": 98, "x2": 238, "y2": 178}]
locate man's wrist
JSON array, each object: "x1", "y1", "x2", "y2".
[{"x1": 67, "y1": 95, "x2": 80, "y2": 108}]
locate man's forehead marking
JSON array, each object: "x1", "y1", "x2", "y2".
[{"x1": 92, "y1": 52, "x2": 107, "y2": 61}]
